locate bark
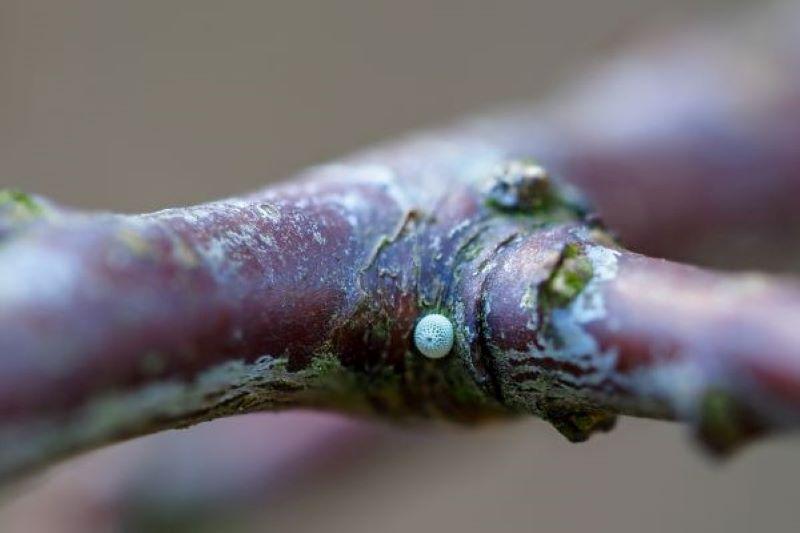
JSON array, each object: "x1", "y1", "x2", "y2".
[{"x1": 2, "y1": 2, "x2": 800, "y2": 483}]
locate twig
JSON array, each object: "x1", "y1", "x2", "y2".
[{"x1": 2, "y1": 2, "x2": 800, "y2": 484}]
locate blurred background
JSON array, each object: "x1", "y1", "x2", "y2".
[{"x1": 1, "y1": 1, "x2": 799, "y2": 532}]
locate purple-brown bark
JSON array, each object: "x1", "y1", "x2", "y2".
[{"x1": 2, "y1": 3, "x2": 800, "y2": 483}]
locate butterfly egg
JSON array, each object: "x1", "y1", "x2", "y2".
[{"x1": 414, "y1": 313, "x2": 454, "y2": 359}]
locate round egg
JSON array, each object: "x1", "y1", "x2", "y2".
[{"x1": 414, "y1": 313, "x2": 454, "y2": 359}]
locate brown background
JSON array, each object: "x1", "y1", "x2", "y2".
[{"x1": 1, "y1": 1, "x2": 798, "y2": 532}]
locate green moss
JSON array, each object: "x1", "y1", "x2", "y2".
[
  {"x1": 697, "y1": 390, "x2": 749, "y2": 454},
  {"x1": 301, "y1": 351, "x2": 401, "y2": 415},
  {"x1": 443, "y1": 357, "x2": 496, "y2": 411},
  {"x1": 369, "y1": 320, "x2": 390, "y2": 343},
  {"x1": 460, "y1": 237, "x2": 484, "y2": 263},
  {"x1": 541, "y1": 243, "x2": 593, "y2": 309},
  {"x1": 309, "y1": 352, "x2": 344, "y2": 377},
  {"x1": 0, "y1": 189, "x2": 45, "y2": 221},
  {"x1": 519, "y1": 284, "x2": 537, "y2": 312},
  {"x1": 545, "y1": 407, "x2": 617, "y2": 442}
]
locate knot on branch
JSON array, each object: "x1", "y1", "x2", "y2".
[
  {"x1": 320, "y1": 159, "x2": 615, "y2": 434},
  {"x1": 478, "y1": 231, "x2": 623, "y2": 440},
  {"x1": 483, "y1": 159, "x2": 598, "y2": 226}
]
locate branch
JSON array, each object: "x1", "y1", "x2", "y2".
[
  {"x1": 485, "y1": 239, "x2": 800, "y2": 450},
  {"x1": 2, "y1": 2, "x2": 800, "y2": 483}
]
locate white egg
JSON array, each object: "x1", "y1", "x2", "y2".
[{"x1": 414, "y1": 313, "x2": 454, "y2": 359}]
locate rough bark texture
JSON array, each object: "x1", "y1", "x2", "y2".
[{"x1": 2, "y1": 3, "x2": 800, "y2": 483}]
